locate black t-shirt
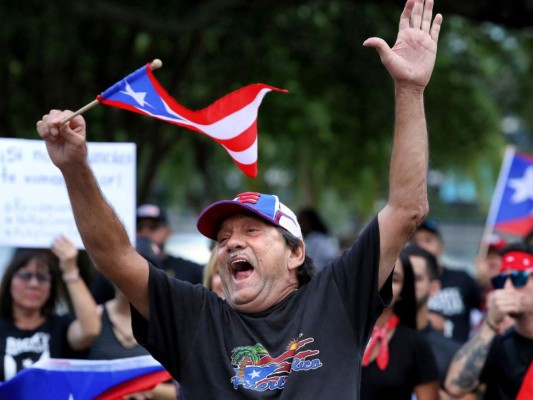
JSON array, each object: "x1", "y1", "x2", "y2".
[
  {"x1": 428, "y1": 267, "x2": 482, "y2": 343},
  {"x1": 132, "y1": 217, "x2": 392, "y2": 400},
  {"x1": 480, "y1": 328, "x2": 533, "y2": 400},
  {"x1": 0, "y1": 314, "x2": 80, "y2": 381},
  {"x1": 421, "y1": 324, "x2": 461, "y2": 388},
  {"x1": 361, "y1": 324, "x2": 439, "y2": 399}
]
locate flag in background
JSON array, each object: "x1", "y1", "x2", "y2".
[
  {"x1": 486, "y1": 146, "x2": 533, "y2": 237},
  {"x1": 96, "y1": 61, "x2": 287, "y2": 178},
  {"x1": 0, "y1": 356, "x2": 172, "y2": 400}
]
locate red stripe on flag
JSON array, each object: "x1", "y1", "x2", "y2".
[
  {"x1": 232, "y1": 159, "x2": 258, "y2": 179},
  {"x1": 215, "y1": 121, "x2": 257, "y2": 152},
  {"x1": 495, "y1": 216, "x2": 533, "y2": 236},
  {"x1": 94, "y1": 370, "x2": 172, "y2": 400}
]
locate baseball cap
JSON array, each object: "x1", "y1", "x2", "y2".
[
  {"x1": 416, "y1": 219, "x2": 440, "y2": 236},
  {"x1": 485, "y1": 234, "x2": 507, "y2": 253},
  {"x1": 136, "y1": 204, "x2": 168, "y2": 224},
  {"x1": 197, "y1": 192, "x2": 303, "y2": 241}
]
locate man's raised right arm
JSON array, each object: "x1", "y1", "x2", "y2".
[{"x1": 37, "y1": 110, "x2": 150, "y2": 319}]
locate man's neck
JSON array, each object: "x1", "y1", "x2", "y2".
[
  {"x1": 13, "y1": 307, "x2": 46, "y2": 330},
  {"x1": 514, "y1": 313, "x2": 533, "y2": 339},
  {"x1": 416, "y1": 304, "x2": 430, "y2": 330}
]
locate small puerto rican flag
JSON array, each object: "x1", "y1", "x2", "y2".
[
  {"x1": 486, "y1": 146, "x2": 533, "y2": 236},
  {"x1": 97, "y1": 60, "x2": 287, "y2": 178}
]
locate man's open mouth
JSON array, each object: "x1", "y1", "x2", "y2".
[{"x1": 230, "y1": 259, "x2": 254, "y2": 281}]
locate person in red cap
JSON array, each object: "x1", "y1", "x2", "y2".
[
  {"x1": 476, "y1": 234, "x2": 507, "y2": 290},
  {"x1": 475, "y1": 234, "x2": 508, "y2": 322},
  {"x1": 445, "y1": 244, "x2": 533, "y2": 400},
  {"x1": 35, "y1": 0, "x2": 443, "y2": 398}
]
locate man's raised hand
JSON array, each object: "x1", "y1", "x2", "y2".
[
  {"x1": 36, "y1": 110, "x2": 88, "y2": 169},
  {"x1": 363, "y1": 0, "x2": 443, "y2": 90}
]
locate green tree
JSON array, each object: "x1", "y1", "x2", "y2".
[{"x1": 1, "y1": 0, "x2": 531, "y2": 231}]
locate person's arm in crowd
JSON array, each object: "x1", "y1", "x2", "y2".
[
  {"x1": 124, "y1": 381, "x2": 177, "y2": 400},
  {"x1": 364, "y1": 0, "x2": 442, "y2": 288},
  {"x1": 51, "y1": 235, "x2": 101, "y2": 349},
  {"x1": 445, "y1": 287, "x2": 519, "y2": 397},
  {"x1": 414, "y1": 381, "x2": 439, "y2": 400},
  {"x1": 37, "y1": 112, "x2": 151, "y2": 319},
  {"x1": 443, "y1": 321, "x2": 496, "y2": 397},
  {"x1": 149, "y1": 382, "x2": 178, "y2": 399}
]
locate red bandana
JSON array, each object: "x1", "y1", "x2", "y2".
[
  {"x1": 500, "y1": 251, "x2": 533, "y2": 273},
  {"x1": 362, "y1": 314, "x2": 400, "y2": 370}
]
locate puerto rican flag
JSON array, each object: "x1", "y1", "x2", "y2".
[
  {"x1": 97, "y1": 61, "x2": 287, "y2": 178},
  {"x1": 486, "y1": 147, "x2": 533, "y2": 236},
  {"x1": 0, "y1": 356, "x2": 172, "y2": 400}
]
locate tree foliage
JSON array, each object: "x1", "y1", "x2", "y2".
[{"x1": 1, "y1": 0, "x2": 531, "y2": 233}]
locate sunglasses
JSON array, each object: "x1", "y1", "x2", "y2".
[
  {"x1": 491, "y1": 270, "x2": 532, "y2": 289},
  {"x1": 15, "y1": 271, "x2": 52, "y2": 284}
]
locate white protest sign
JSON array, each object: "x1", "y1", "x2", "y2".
[{"x1": 0, "y1": 138, "x2": 136, "y2": 248}]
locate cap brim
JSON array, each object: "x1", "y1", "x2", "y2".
[
  {"x1": 197, "y1": 200, "x2": 279, "y2": 240},
  {"x1": 418, "y1": 225, "x2": 440, "y2": 236}
]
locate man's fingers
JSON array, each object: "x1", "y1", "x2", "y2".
[
  {"x1": 421, "y1": 0, "x2": 434, "y2": 33},
  {"x1": 37, "y1": 110, "x2": 72, "y2": 140},
  {"x1": 36, "y1": 118, "x2": 57, "y2": 140},
  {"x1": 430, "y1": 14, "x2": 443, "y2": 42},
  {"x1": 54, "y1": 110, "x2": 75, "y2": 126},
  {"x1": 492, "y1": 292, "x2": 522, "y2": 315},
  {"x1": 363, "y1": 37, "x2": 390, "y2": 57},
  {"x1": 398, "y1": 0, "x2": 415, "y2": 31},
  {"x1": 409, "y1": 0, "x2": 424, "y2": 29}
]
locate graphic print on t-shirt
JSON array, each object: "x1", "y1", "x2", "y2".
[
  {"x1": 230, "y1": 334, "x2": 322, "y2": 392},
  {"x1": 428, "y1": 287, "x2": 464, "y2": 316},
  {"x1": 4, "y1": 332, "x2": 50, "y2": 380}
]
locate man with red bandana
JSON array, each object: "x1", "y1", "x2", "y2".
[
  {"x1": 35, "y1": 0, "x2": 442, "y2": 398},
  {"x1": 445, "y1": 245, "x2": 533, "y2": 400}
]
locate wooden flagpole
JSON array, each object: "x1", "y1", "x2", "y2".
[{"x1": 60, "y1": 59, "x2": 163, "y2": 126}]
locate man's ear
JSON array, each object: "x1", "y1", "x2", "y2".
[
  {"x1": 429, "y1": 279, "x2": 441, "y2": 297},
  {"x1": 288, "y1": 241, "x2": 306, "y2": 271}
]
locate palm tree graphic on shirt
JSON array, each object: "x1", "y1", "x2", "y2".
[{"x1": 230, "y1": 335, "x2": 322, "y2": 390}]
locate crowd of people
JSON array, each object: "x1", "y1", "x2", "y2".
[
  {"x1": 1, "y1": 212, "x2": 531, "y2": 398},
  {"x1": 0, "y1": 0, "x2": 531, "y2": 398}
]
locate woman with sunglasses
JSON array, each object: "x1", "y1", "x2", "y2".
[
  {"x1": 0, "y1": 236, "x2": 101, "y2": 382},
  {"x1": 445, "y1": 244, "x2": 533, "y2": 400}
]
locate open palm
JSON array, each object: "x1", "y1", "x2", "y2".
[{"x1": 364, "y1": 0, "x2": 443, "y2": 90}]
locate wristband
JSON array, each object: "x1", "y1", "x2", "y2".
[
  {"x1": 485, "y1": 318, "x2": 498, "y2": 332},
  {"x1": 62, "y1": 268, "x2": 80, "y2": 283}
]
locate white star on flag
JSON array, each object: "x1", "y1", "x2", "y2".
[
  {"x1": 248, "y1": 369, "x2": 261, "y2": 379},
  {"x1": 508, "y1": 166, "x2": 533, "y2": 203},
  {"x1": 120, "y1": 82, "x2": 152, "y2": 108}
]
